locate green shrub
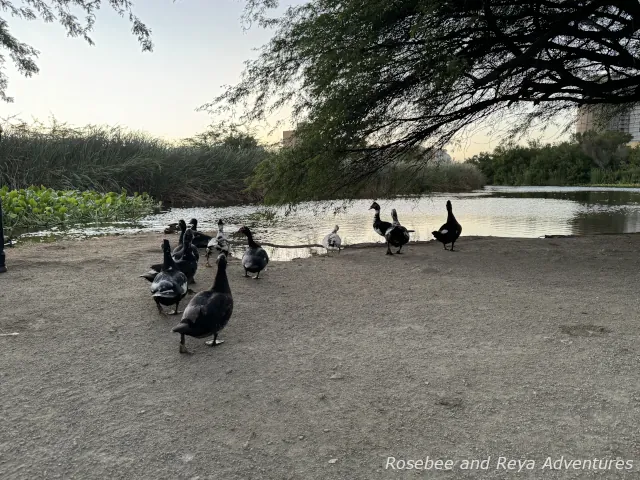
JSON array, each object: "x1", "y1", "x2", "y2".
[{"x1": 467, "y1": 131, "x2": 640, "y2": 187}]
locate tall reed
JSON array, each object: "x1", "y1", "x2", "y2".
[{"x1": 0, "y1": 122, "x2": 267, "y2": 205}]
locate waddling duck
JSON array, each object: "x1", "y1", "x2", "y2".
[
  {"x1": 145, "y1": 229, "x2": 199, "y2": 284},
  {"x1": 322, "y1": 225, "x2": 342, "y2": 253},
  {"x1": 237, "y1": 226, "x2": 269, "y2": 279},
  {"x1": 206, "y1": 219, "x2": 230, "y2": 267},
  {"x1": 188, "y1": 218, "x2": 213, "y2": 249},
  {"x1": 149, "y1": 239, "x2": 188, "y2": 315},
  {"x1": 384, "y1": 209, "x2": 410, "y2": 255},
  {"x1": 369, "y1": 202, "x2": 392, "y2": 238},
  {"x1": 171, "y1": 253, "x2": 233, "y2": 354},
  {"x1": 432, "y1": 200, "x2": 462, "y2": 251},
  {"x1": 175, "y1": 228, "x2": 199, "y2": 283},
  {"x1": 173, "y1": 219, "x2": 200, "y2": 261}
]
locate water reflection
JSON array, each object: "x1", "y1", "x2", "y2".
[{"x1": 18, "y1": 187, "x2": 640, "y2": 261}]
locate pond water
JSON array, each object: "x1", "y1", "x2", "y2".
[{"x1": 17, "y1": 186, "x2": 640, "y2": 261}]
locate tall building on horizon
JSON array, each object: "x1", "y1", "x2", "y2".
[
  {"x1": 576, "y1": 104, "x2": 640, "y2": 143},
  {"x1": 282, "y1": 130, "x2": 296, "y2": 147}
]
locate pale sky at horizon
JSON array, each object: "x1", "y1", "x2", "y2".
[{"x1": 2, "y1": 0, "x2": 572, "y2": 160}]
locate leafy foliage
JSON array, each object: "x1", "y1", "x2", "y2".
[
  {"x1": 204, "y1": 0, "x2": 640, "y2": 201},
  {"x1": 0, "y1": 121, "x2": 267, "y2": 205},
  {"x1": 249, "y1": 147, "x2": 485, "y2": 204},
  {"x1": 0, "y1": 0, "x2": 152, "y2": 102},
  {"x1": 466, "y1": 130, "x2": 640, "y2": 186},
  {"x1": 181, "y1": 121, "x2": 263, "y2": 150},
  {"x1": 0, "y1": 186, "x2": 157, "y2": 236},
  {"x1": 574, "y1": 130, "x2": 633, "y2": 169}
]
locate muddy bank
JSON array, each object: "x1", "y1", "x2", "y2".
[{"x1": 1, "y1": 234, "x2": 640, "y2": 479}]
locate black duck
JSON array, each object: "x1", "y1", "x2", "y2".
[
  {"x1": 432, "y1": 200, "x2": 462, "y2": 251},
  {"x1": 384, "y1": 209, "x2": 410, "y2": 255},
  {"x1": 188, "y1": 218, "x2": 213, "y2": 249},
  {"x1": 144, "y1": 228, "x2": 199, "y2": 284},
  {"x1": 237, "y1": 226, "x2": 269, "y2": 279},
  {"x1": 173, "y1": 219, "x2": 200, "y2": 261},
  {"x1": 149, "y1": 239, "x2": 189, "y2": 315},
  {"x1": 171, "y1": 253, "x2": 233, "y2": 354}
]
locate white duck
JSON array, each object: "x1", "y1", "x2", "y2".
[
  {"x1": 206, "y1": 219, "x2": 230, "y2": 267},
  {"x1": 322, "y1": 225, "x2": 342, "y2": 253}
]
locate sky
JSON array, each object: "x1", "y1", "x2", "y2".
[{"x1": 2, "y1": 0, "x2": 571, "y2": 160}]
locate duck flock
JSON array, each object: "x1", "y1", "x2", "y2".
[{"x1": 140, "y1": 200, "x2": 462, "y2": 354}]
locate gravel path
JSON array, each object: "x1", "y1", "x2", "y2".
[{"x1": 1, "y1": 233, "x2": 639, "y2": 479}]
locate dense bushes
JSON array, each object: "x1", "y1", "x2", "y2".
[
  {"x1": 248, "y1": 145, "x2": 486, "y2": 204},
  {"x1": 467, "y1": 131, "x2": 640, "y2": 186}
]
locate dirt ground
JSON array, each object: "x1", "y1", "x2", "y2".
[{"x1": 1, "y1": 233, "x2": 640, "y2": 479}]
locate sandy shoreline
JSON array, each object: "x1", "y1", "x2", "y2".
[{"x1": 1, "y1": 233, "x2": 640, "y2": 479}]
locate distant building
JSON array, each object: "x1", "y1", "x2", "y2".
[
  {"x1": 576, "y1": 104, "x2": 640, "y2": 143},
  {"x1": 282, "y1": 130, "x2": 296, "y2": 147}
]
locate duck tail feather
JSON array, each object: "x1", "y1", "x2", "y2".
[{"x1": 171, "y1": 323, "x2": 191, "y2": 334}]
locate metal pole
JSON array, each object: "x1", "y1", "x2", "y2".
[{"x1": 0, "y1": 125, "x2": 5, "y2": 273}]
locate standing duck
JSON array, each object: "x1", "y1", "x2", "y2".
[
  {"x1": 206, "y1": 219, "x2": 230, "y2": 267},
  {"x1": 369, "y1": 202, "x2": 392, "y2": 238},
  {"x1": 173, "y1": 219, "x2": 200, "y2": 261},
  {"x1": 322, "y1": 225, "x2": 342, "y2": 253},
  {"x1": 188, "y1": 218, "x2": 213, "y2": 249},
  {"x1": 149, "y1": 239, "x2": 188, "y2": 315},
  {"x1": 384, "y1": 209, "x2": 410, "y2": 255},
  {"x1": 144, "y1": 228, "x2": 199, "y2": 284},
  {"x1": 171, "y1": 253, "x2": 233, "y2": 354},
  {"x1": 432, "y1": 200, "x2": 462, "y2": 251},
  {"x1": 237, "y1": 226, "x2": 269, "y2": 279},
  {"x1": 175, "y1": 228, "x2": 199, "y2": 283}
]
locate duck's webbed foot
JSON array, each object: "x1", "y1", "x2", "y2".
[
  {"x1": 168, "y1": 303, "x2": 181, "y2": 315},
  {"x1": 386, "y1": 241, "x2": 394, "y2": 255},
  {"x1": 253, "y1": 272, "x2": 261, "y2": 279},
  {"x1": 205, "y1": 334, "x2": 224, "y2": 347},
  {"x1": 243, "y1": 269, "x2": 250, "y2": 277}
]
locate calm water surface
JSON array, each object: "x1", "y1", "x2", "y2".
[{"x1": 19, "y1": 186, "x2": 640, "y2": 261}]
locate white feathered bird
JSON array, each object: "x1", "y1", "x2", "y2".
[
  {"x1": 206, "y1": 219, "x2": 230, "y2": 267},
  {"x1": 322, "y1": 225, "x2": 342, "y2": 253}
]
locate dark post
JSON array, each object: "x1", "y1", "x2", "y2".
[{"x1": 0, "y1": 125, "x2": 5, "y2": 273}]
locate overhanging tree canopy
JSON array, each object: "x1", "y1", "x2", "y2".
[
  {"x1": 0, "y1": 0, "x2": 152, "y2": 102},
  {"x1": 204, "y1": 0, "x2": 640, "y2": 200}
]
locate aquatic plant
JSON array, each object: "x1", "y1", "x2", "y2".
[{"x1": 0, "y1": 186, "x2": 158, "y2": 237}]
